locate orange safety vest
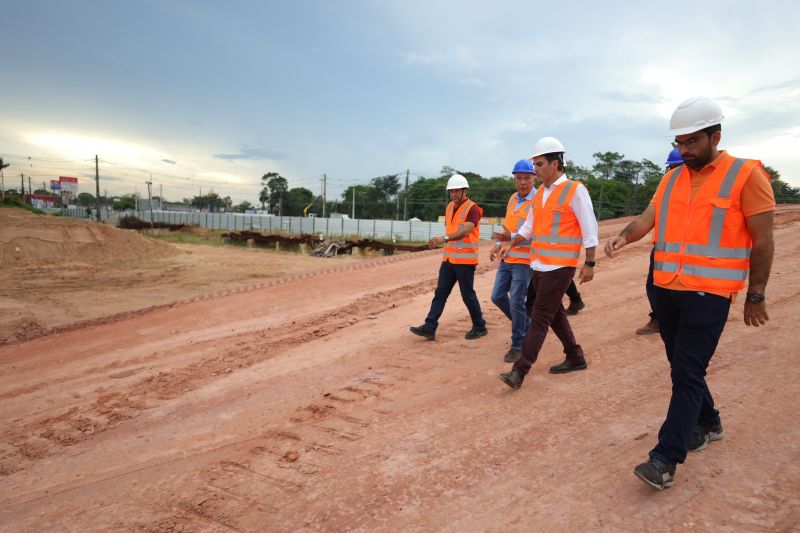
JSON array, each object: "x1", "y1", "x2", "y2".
[
  {"x1": 443, "y1": 199, "x2": 482, "y2": 264},
  {"x1": 503, "y1": 191, "x2": 534, "y2": 264},
  {"x1": 653, "y1": 157, "x2": 763, "y2": 293},
  {"x1": 530, "y1": 180, "x2": 583, "y2": 267}
]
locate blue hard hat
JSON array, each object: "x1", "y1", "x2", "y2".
[
  {"x1": 512, "y1": 158, "x2": 535, "y2": 174},
  {"x1": 666, "y1": 148, "x2": 684, "y2": 166}
]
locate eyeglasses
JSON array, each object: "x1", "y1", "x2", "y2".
[{"x1": 671, "y1": 137, "x2": 701, "y2": 150}]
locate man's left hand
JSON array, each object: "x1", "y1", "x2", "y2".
[
  {"x1": 744, "y1": 300, "x2": 769, "y2": 327},
  {"x1": 578, "y1": 264, "x2": 594, "y2": 284}
]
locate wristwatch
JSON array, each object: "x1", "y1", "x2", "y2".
[
  {"x1": 443, "y1": 235, "x2": 449, "y2": 241},
  {"x1": 746, "y1": 293, "x2": 765, "y2": 303},
  {"x1": 584, "y1": 260, "x2": 596, "y2": 267}
]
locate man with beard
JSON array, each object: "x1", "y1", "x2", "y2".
[{"x1": 605, "y1": 96, "x2": 775, "y2": 490}]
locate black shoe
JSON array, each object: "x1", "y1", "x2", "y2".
[
  {"x1": 549, "y1": 359, "x2": 587, "y2": 374},
  {"x1": 409, "y1": 325, "x2": 435, "y2": 340},
  {"x1": 499, "y1": 370, "x2": 524, "y2": 389},
  {"x1": 634, "y1": 458, "x2": 676, "y2": 490},
  {"x1": 689, "y1": 422, "x2": 724, "y2": 452},
  {"x1": 635, "y1": 318, "x2": 659, "y2": 335},
  {"x1": 504, "y1": 348, "x2": 521, "y2": 363},
  {"x1": 465, "y1": 326, "x2": 488, "y2": 340},
  {"x1": 565, "y1": 299, "x2": 586, "y2": 316}
]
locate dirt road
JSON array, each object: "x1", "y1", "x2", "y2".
[{"x1": 1, "y1": 208, "x2": 799, "y2": 531}]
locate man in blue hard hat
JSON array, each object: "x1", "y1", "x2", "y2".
[
  {"x1": 490, "y1": 159, "x2": 536, "y2": 363},
  {"x1": 635, "y1": 148, "x2": 684, "y2": 336}
]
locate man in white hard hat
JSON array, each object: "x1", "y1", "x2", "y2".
[
  {"x1": 605, "y1": 96, "x2": 775, "y2": 490},
  {"x1": 498, "y1": 137, "x2": 598, "y2": 389},
  {"x1": 490, "y1": 159, "x2": 536, "y2": 363},
  {"x1": 410, "y1": 174, "x2": 487, "y2": 341}
]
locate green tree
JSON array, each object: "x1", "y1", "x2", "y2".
[
  {"x1": 113, "y1": 194, "x2": 136, "y2": 210},
  {"x1": 764, "y1": 165, "x2": 800, "y2": 204},
  {"x1": 284, "y1": 187, "x2": 315, "y2": 216},
  {"x1": 260, "y1": 172, "x2": 288, "y2": 213},
  {"x1": 77, "y1": 192, "x2": 96, "y2": 205},
  {"x1": 591, "y1": 151, "x2": 625, "y2": 220},
  {"x1": 234, "y1": 200, "x2": 254, "y2": 212}
]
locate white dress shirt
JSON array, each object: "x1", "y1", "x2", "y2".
[{"x1": 517, "y1": 175, "x2": 599, "y2": 272}]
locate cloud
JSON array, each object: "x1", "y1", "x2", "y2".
[
  {"x1": 161, "y1": 158, "x2": 176, "y2": 165},
  {"x1": 214, "y1": 146, "x2": 287, "y2": 161},
  {"x1": 399, "y1": 46, "x2": 478, "y2": 70},
  {"x1": 459, "y1": 77, "x2": 483, "y2": 86}
]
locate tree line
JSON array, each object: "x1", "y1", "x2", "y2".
[{"x1": 258, "y1": 153, "x2": 799, "y2": 221}]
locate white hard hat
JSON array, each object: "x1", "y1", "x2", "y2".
[
  {"x1": 530, "y1": 136, "x2": 566, "y2": 158},
  {"x1": 446, "y1": 174, "x2": 469, "y2": 190},
  {"x1": 669, "y1": 96, "x2": 724, "y2": 135}
]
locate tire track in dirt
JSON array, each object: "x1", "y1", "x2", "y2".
[
  {"x1": 0, "y1": 260, "x2": 491, "y2": 479},
  {"x1": 0, "y1": 247, "x2": 445, "y2": 347}
]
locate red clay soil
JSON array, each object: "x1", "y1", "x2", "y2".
[{"x1": 0, "y1": 207, "x2": 798, "y2": 531}]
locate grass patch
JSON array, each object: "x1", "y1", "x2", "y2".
[
  {"x1": 0, "y1": 197, "x2": 46, "y2": 214},
  {"x1": 147, "y1": 229, "x2": 229, "y2": 247}
]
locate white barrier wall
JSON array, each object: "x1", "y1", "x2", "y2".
[{"x1": 56, "y1": 208, "x2": 506, "y2": 242}]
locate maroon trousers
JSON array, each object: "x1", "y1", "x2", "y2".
[{"x1": 513, "y1": 266, "x2": 585, "y2": 376}]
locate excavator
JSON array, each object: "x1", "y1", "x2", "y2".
[{"x1": 303, "y1": 195, "x2": 322, "y2": 217}]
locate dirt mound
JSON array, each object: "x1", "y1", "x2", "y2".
[{"x1": 0, "y1": 208, "x2": 178, "y2": 267}]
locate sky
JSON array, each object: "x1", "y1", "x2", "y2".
[{"x1": 2, "y1": 0, "x2": 799, "y2": 206}]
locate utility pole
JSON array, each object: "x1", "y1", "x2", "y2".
[
  {"x1": 403, "y1": 169, "x2": 409, "y2": 220},
  {"x1": 396, "y1": 188, "x2": 400, "y2": 220},
  {"x1": 95, "y1": 155, "x2": 101, "y2": 221},
  {"x1": 146, "y1": 178, "x2": 154, "y2": 228},
  {"x1": 160, "y1": 184, "x2": 163, "y2": 210},
  {"x1": 351, "y1": 187, "x2": 356, "y2": 219},
  {"x1": 321, "y1": 173, "x2": 327, "y2": 218},
  {"x1": 278, "y1": 191, "x2": 283, "y2": 216},
  {"x1": 0, "y1": 157, "x2": 8, "y2": 200},
  {"x1": 21, "y1": 174, "x2": 25, "y2": 198},
  {"x1": 28, "y1": 176, "x2": 32, "y2": 198}
]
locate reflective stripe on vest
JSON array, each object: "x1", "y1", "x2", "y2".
[
  {"x1": 504, "y1": 191, "x2": 534, "y2": 264},
  {"x1": 530, "y1": 180, "x2": 583, "y2": 267},
  {"x1": 654, "y1": 157, "x2": 755, "y2": 291},
  {"x1": 442, "y1": 199, "x2": 481, "y2": 264}
]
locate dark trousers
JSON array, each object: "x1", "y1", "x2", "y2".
[
  {"x1": 650, "y1": 287, "x2": 728, "y2": 465},
  {"x1": 646, "y1": 247, "x2": 657, "y2": 321},
  {"x1": 525, "y1": 276, "x2": 581, "y2": 315},
  {"x1": 514, "y1": 267, "x2": 584, "y2": 376},
  {"x1": 424, "y1": 261, "x2": 486, "y2": 332}
]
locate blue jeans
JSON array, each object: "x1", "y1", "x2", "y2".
[
  {"x1": 491, "y1": 261, "x2": 532, "y2": 349},
  {"x1": 650, "y1": 287, "x2": 728, "y2": 465},
  {"x1": 424, "y1": 261, "x2": 486, "y2": 332}
]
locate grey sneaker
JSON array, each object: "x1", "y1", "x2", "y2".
[
  {"x1": 504, "y1": 348, "x2": 521, "y2": 363},
  {"x1": 689, "y1": 422, "x2": 724, "y2": 452},
  {"x1": 634, "y1": 458, "x2": 676, "y2": 490}
]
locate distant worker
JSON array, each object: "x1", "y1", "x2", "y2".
[
  {"x1": 636, "y1": 148, "x2": 685, "y2": 336},
  {"x1": 410, "y1": 174, "x2": 488, "y2": 341},
  {"x1": 605, "y1": 96, "x2": 775, "y2": 490},
  {"x1": 499, "y1": 137, "x2": 598, "y2": 389},
  {"x1": 490, "y1": 159, "x2": 536, "y2": 363}
]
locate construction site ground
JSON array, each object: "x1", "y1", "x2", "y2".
[{"x1": 1, "y1": 206, "x2": 799, "y2": 531}]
